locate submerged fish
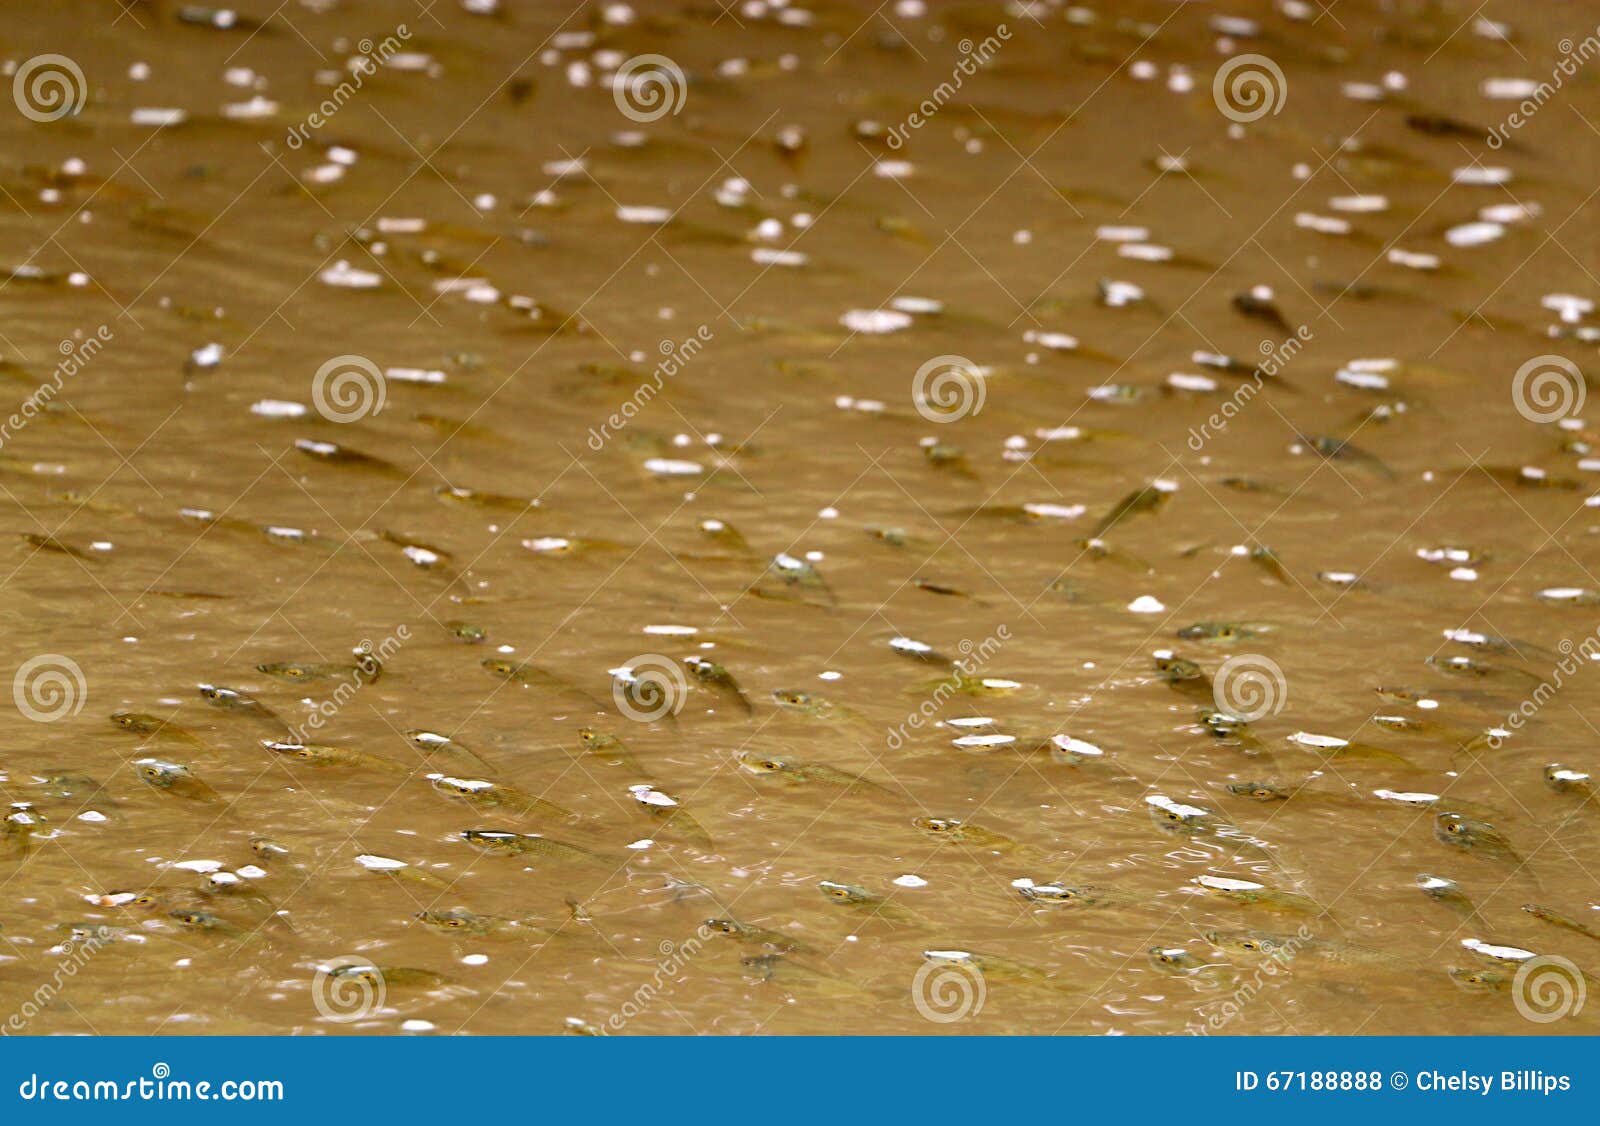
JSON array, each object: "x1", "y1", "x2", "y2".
[
  {"x1": 704, "y1": 917, "x2": 813, "y2": 955},
  {"x1": 816, "y1": 880, "x2": 922, "y2": 926},
  {"x1": 427, "y1": 773, "x2": 575, "y2": 821},
  {"x1": 737, "y1": 752, "x2": 894, "y2": 796},
  {"x1": 1434, "y1": 812, "x2": 1522, "y2": 866},
  {"x1": 684, "y1": 656, "x2": 754, "y2": 714},
  {"x1": 133, "y1": 759, "x2": 221, "y2": 802},
  {"x1": 459, "y1": 829, "x2": 617, "y2": 866}
]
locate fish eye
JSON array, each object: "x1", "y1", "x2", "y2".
[
  {"x1": 135, "y1": 895, "x2": 156, "y2": 906},
  {"x1": 1241, "y1": 940, "x2": 1259, "y2": 951}
]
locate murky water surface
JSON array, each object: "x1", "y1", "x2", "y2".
[{"x1": 1, "y1": 0, "x2": 1598, "y2": 1035}]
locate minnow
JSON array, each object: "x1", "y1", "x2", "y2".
[
  {"x1": 576, "y1": 727, "x2": 647, "y2": 774},
  {"x1": 378, "y1": 530, "x2": 461, "y2": 576},
  {"x1": 444, "y1": 620, "x2": 487, "y2": 644},
  {"x1": 736, "y1": 752, "x2": 894, "y2": 796},
  {"x1": 482, "y1": 658, "x2": 603, "y2": 708},
  {"x1": 415, "y1": 907, "x2": 534, "y2": 938},
  {"x1": 1015, "y1": 881, "x2": 1132, "y2": 908},
  {"x1": 1435, "y1": 811, "x2": 1522, "y2": 866},
  {"x1": 767, "y1": 551, "x2": 835, "y2": 604},
  {"x1": 1286, "y1": 731, "x2": 1415, "y2": 767},
  {"x1": 816, "y1": 880, "x2": 922, "y2": 926},
  {"x1": 1195, "y1": 710, "x2": 1270, "y2": 755},
  {"x1": 261, "y1": 739, "x2": 404, "y2": 772},
  {"x1": 887, "y1": 636, "x2": 956, "y2": 667},
  {"x1": 1028, "y1": 733, "x2": 1108, "y2": 767},
  {"x1": 1204, "y1": 928, "x2": 1399, "y2": 968},
  {"x1": 459, "y1": 829, "x2": 617, "y2": 866},
  {"x1": 433, "y1": 484, "x2": 537, "y2": 512},
  {"x1": 1148, "y1": 946, "x2": 1224, "y2": 976},
  {"x1": 353, "y1": 852, "x2": 447, "y2": 888},
  {"x1": 697, "y1": 518, "x2": 750, "y2": 552},
  {"x1": 1176, "y1": 621, "x2": 1276, "y2": 643},
  {"x1": 197, "y1": 683, "x2": 285, "y2": 727},
  {"x1": 133, "y1": 758, "x2": 221, "y2": 802},
  {"x1": 1543, "y1": 764, "x2": 1594, "y2": 802},
  {"x1": 907, "y1": 673, "x2": 1024, "y2": 698},
  {"x1": 1298, "y1": 434, "x2": 1395, "y2": 479},
  {"x1": 922, "y1": 440, "x2": 976, "y2": 478},
  {"x1": 912, "y1": 816, "x2": 1035, "y2": 857},
  {"x1": 1191, "y1": 875, "x2": 1321, "y2": 916},
  {"x1": 1248, "y1": 545, "x2": 1293, "y2": 585},
  {"x1": 256, "y1": 649, "x2": 382, "y2": 685},
  {"x1": 1091, "y1": 482, "x2": 1174, "y2": 538},
  {"x1": 704, "y1": 917, "x2": 813, "y2": 954},
  {"x1": 1418, "y1": 874, "x2": 1478, "y2": 917},
  {"x1": 406, "y1": 730, "x2": 496, "y2": 775},
  {"x1": 684, "y1": 656, "x2": 754, "y2": 714},
  {"x1": 1146, "y1": 795, "x2": 1275, "y2": 861},
  {"x1": 1521, "y1": 903, "x2": 1600, "y2": 942},
  {"x1": 293, "y1": 437, "x2": 404, "y2": 475},
  {"x1": 168, "y1": 909, "x2": 256, "y2": 941},
  {"x1": 109, "y1": 712, "x2": 210, "y2": 751},
  {"x1": 427, "y1": 773, "x2": 575, "y2": 821},
  {"x1": 1154, "y1": 653, "x2": 1213, "y2": 701},
  {"x1": 1232, "y1": 287, "x2": 1291, "y2": 331},
  {"x1": 327, "y1": 962, "x2": 453, "y2": 990},
  {"x1": 770, "y1": 688, "x2": 862, "y2": 721},
  {"x1": 629, "y1": 784, "x2": 714, "y2": 848}
]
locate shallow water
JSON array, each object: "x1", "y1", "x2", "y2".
[{"x1": 1, "y1": 0, "x2": 1598, "y2": 1035}]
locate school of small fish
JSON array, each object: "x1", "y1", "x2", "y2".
[{"x1": 0, "y1": 1, "x2": 1597, "y2": 1034}]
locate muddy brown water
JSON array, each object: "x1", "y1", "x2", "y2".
[{"x1": 0, "y1": 0, "x2": 1597, "y2": 1035}]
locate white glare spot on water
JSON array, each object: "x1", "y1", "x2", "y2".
[{"x1": 462, "y1": 954, "x2": 489, "y2": 966}]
